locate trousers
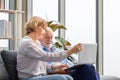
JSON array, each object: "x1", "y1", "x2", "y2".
[
  {"x1": 19, "y1": 74, "x2": 73, "y2": 80},
  {"x1": 70, "y1": 64, "x2": 100, "y2": 80}
]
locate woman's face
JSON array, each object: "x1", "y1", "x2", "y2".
[{"x1": 36, "y1": 25, "x2": 47, "y2": 40}]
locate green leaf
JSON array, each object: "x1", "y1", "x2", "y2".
[
  {"x1": 47, "y1": 20, "x2": 66, "y2": 32},
  {"x1": 54, "y1": 42, "x2": 63, "y2": 48},
  {"x1": 48, "y1": 24, "x2": 58, "y2": 31},
  {"x1": 47, "y1": 21, "x2": 53, "y2": 26},
  {"x1": 55, "y1": 36, "x2": 66, "y2": 46}
]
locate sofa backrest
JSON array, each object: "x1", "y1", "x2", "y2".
[
  {"x1": 1, "y1": 50, "x2": 18, "y2": 80},
  {"x1": 0, "y1": 52, "x2": 9, "y2": 80}
]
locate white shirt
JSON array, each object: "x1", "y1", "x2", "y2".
[{"x1": 17, "y1": 36, "x2": 67, "y2": 78}]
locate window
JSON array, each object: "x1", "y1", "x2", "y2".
[
  {"x1": 103, "y1": 0, "x2": 120, "y2": 77},
  {"x1": 0, "y1": 0, "x2": 9, "y2": 50},
  {"x1": 0, "y1": 39, "x2": 8, "y2": 50},
  {"x1": 33, "y1": 0, "x2": 58, "y2": 42},
  {"x1": 65, "y1": 0, "x2": 96, "y2": 46},
  {"x1": 65, "y1": 0, "x2": 96, "y2": 66}
]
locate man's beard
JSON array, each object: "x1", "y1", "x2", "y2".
[{"x1": 46, "y1": 43, "x2": 53, "y2": 48}]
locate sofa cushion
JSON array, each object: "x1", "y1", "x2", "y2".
[
  {"x1": 100, "y1": 75, "x2": 120, "y2": 80},
  {"x1": 1, "y1": 50, "x2": 18, "y2": 80},
  {"x1": 0, "y1": 53, "x2": 9, "y2": 80}
]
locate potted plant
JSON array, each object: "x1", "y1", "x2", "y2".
[
  {"x1": 47, "y1": 20, "x2": 71, "y2": 50},
  {"x1": 47, "y1": 21, "x2": 75, "y2": 62}
]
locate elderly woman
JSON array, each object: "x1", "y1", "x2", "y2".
[{"x1": 17, "y1": 16, "x2": 83, "y2": 80}]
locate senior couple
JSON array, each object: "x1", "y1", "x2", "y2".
[{"x1": 17, "y1": 16, "x2": 100, "y2": 80}]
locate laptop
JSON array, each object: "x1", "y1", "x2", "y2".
[
  {"x1": 65, "y1": 43, "x2": 97, "y2": 71},
  {"x1": 78, "y1": 43, "x2": 97, "y2": 65}
]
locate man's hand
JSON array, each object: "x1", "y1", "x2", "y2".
[
  {"x1": 54, "y1": 68, "x2": 70, "y2": 74},
  {"x1": 52, "y1": 62, "x2": 69, "y2": 70},
  {"x1": 49, "y1": 63, "x2": 70, "y2": 74}
]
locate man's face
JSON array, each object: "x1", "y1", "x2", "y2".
[
  {"x1": 42, "y1": 32, "x2": 53, "y2": 48},
  {"x1": 44, "y1": 33, "x2": 53, "y2": 44}
]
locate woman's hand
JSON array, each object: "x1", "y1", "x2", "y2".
[{"x1": 67, "y1": 43, "x2": 84, "y2": 55}]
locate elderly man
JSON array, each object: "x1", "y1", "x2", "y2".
[{"x1": 39, "y1": 27, "x2": 100, "y2": 80}]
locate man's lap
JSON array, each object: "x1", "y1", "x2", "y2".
[{"x1": 69, "y1": 64, "x2": 100, "y2": 80}]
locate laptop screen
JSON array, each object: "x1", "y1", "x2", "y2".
[{"x1": 78, "y1": 43, "x2": 97, "y2": 65}]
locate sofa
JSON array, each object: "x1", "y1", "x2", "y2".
[{"x1": 0, "y1": 50, "x2": 120, "y2": 80}]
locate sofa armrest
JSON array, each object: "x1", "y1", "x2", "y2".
[
  {"x1": 0, "y1": 52, "x2": 9, "y2": 80},
  {"x1": 1, "y1": 50, "x2": 18, "y2": 80}
]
